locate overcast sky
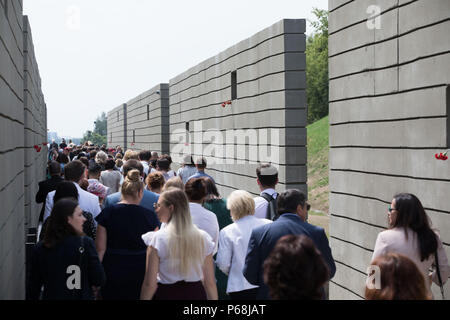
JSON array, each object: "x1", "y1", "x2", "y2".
[{"x1": 23, "y1": 0, "x2": 328, "y2": 138}]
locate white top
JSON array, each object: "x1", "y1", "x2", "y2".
[
  {"x1": 254, "y1": 188, "x2": 278, "y2": 219},
  {"x1": 44, "y1": 181, "x2": 102, "y2": 225},
  {"x1": 189, "y1": 203, "x2": 220, "y2": 255},
  {"x1": 140, "y1": 161, "x2": 150, "y2": 176},
  {"x1": 177, "y1": 166, "x2": 198, "y2": 184},
  {"x1": 372, "y1": 227, "x2": 450, "y2": 297},
  {"x1": 149, "y1": 228, "x2": 215, "y2": 284},
  {"x1": 216, "y1": 215, "x2": 272, "y2": 293},
  {"x1": 161, "y1": 170, "x2": 176, "y2": 181}
]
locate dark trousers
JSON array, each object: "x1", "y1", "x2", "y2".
[
  {"x1": 154, "y1": 281, "x2": 207, "y2": 300},
  {"x1": 229, "y1": 288, "x2": 258, "y2": 300}
]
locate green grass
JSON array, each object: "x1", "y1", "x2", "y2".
[{"x1": 307, "y1": 115, "x2": 330, "y2": 213}]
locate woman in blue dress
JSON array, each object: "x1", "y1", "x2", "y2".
[{"x1": 95, "y1": 169, "x2": 160, "y2": 300}]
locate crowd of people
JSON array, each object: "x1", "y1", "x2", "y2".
[{"x1": 28, "y1": 139, "x2": 450, "y2": 300}]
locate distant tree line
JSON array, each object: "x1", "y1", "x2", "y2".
[{"x1": 82, "y1": 112, "x2": 107, "y2": 146}]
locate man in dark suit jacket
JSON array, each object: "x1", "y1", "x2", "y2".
[
  {"x1": 243, "y1": 189, "x2": 336, "y2": 300},
  {"x1": 35, "y1": 161, "x2": 63, "y2": 222}
]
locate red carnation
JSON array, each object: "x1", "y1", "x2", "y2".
[
  {"x1": 226, "y1": 100, "x2": 232, "y2": 105},
  {"x1": 42, "y1": 142, "x2": 48, "y2": 146},
  {"x1": 33, "y1": 145, "x2": 39, "y2": 150},
  {"x1": 435, "y1": 151, "x2": 449, "y2": 160},
  {"x1": 221, "y1": 103, "x2": 226, "y2": 108},
  {"x1": 36, "y1": 147, "x2": 42, "y2": 153}
]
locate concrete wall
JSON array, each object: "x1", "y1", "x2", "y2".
[
  {"x1": 328, "y1": 0, "x2": 450, "y2": 299},
  {"x1": 107, "y1": 103, "x2": 127, "y2": 150},
  {"x1": 0, "y1": 0, "x2": 47, "y2": 299},
  {"x1": 125, "y1": 84, "x2": 169, "y2": 154},
  {"x1": 169, "y1": 19, "x2": 307, "y2": 197},
  {"x1": 106, "y1": 19, "x2": 307, "y2": 198},
  {"x1": 23, "y1": 15, "x2": 47, "y2": 230}
]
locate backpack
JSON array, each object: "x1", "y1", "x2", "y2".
[{"x1": 260, "y1": 192, "x2": 278, "y2": 221}]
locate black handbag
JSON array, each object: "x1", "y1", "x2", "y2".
[{"x1": 435, "y1": 251, "x2": 445, "y2": 300}]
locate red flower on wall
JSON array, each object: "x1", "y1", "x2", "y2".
[
  {"x1": 36, "y1": 147, "x2": 42, "y2": 153},
  {"x1": 221, "y1": 103, "x2": 226, "y2": 108},
  {"x1": 33, "y1": 145, "x2": 39, "y2": 150},
  {"x1": 42, "y1": 142, "x2": 48, "y2": 146},
  {"x1": 435, "y1": 151, "x2": 448, "y2": 161},
  {"x1": 226, "y1": 100, "x2": 232, "y2": 105}
]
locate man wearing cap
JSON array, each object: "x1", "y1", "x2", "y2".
[
  {"x1": 186, "y1": 156, "x2": 215, "y2": 184},
  {"x1": 253, "y1": 163, "x2": 279, "y2": 220},
  {"x1": 176, "y1": 154, "x2": 198, "y2": 184}
]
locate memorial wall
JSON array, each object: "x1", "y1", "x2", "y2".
[
  {"x1": 328, "y1": 0, "x2": 450, "y2": 299},
  {"x1": 107, "y1": 19, "x2": 307, "y2": 198},
  {"x1": 0, "y1": 0, "x2": 47, "y2": 299}
]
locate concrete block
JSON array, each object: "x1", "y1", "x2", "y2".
[
  {"x1": 329, "y1": 86, "x2": 447, "y2": 124},
  {"x1": 329, "y1": 281, "x2": 363, "y2": 300},
  {"x1": 331, "y1": 263, "x2": 367, "y2": 299},
  {"x1": 330, "y1": 215, "x2": 384, "y2": 253},
  {"x1": 330, "y1": 237, "x2": 374, "y2": 276},
  {"x1": 329, "y1": 192, "x2": 389, "y2": 231},
  {"x1": 329, "y1": 170, "x2": 450, "y2": 212},
  {"x1": 399, "y1": 0, "x2": 450, "y2": 34},
  {"x1": 330, "y1": 148, "x2": 450, "y2": 181},
  {"x1": 330, "y1": 118, "x2": 447, "y2": 148},
  {"x1": 283, "y1": 19, "x2": 306, "y2": 34},
  {"x1": 329, "y1": 0, "x2": 353, "y2": 12},
  {"x1": 399, "y1": 53, "x2": 450, "y2": 90},
  {"x1": 284, "y1": 34, "x2": 306, "y2": 52},
  {"x1": 329, "y1": 0, "x2": 398, "y2": 33}
]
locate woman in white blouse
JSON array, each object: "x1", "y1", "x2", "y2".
[
  {"x1": 216, "y1": 190, "x2": 272, "y2": 300},
  {"x1": 140, "y1": 187, "x2": 218, "y2": 300},
  {"x1": 372, "y1": 193, "x2": 450, "y2": 299},
  {"x1": 185, "y1": 178, "x2": 220, "y2": 255}
]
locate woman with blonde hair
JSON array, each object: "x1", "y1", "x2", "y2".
[
  {"x1": 95, "y1": 169, "x2": 160, "y2": 300},
  {"x1": 161, "y1": 176, "x2": 184, "y2": 191},
  {"x1": 216, "y1": 190, "x2": 271, "y2": 300},
  {"x1": 123, "y1": 150, "x2": 139, "y2": 162},
  {"x1": 140, "y1": 187, "x2": 218, "y2": 300}
]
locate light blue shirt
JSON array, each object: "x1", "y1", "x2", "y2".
[
  {"x1": 103, "y1": 189, "x2": 160, "y2": 214},
  {"x1": 186, "y1": 172, "x2": 215, "y2": 184}
]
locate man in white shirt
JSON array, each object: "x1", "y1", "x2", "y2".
[
  {"x1": 253, "y1": 164, "x2": 279, "y2": 220},
  {"x1": 138, "y1": 150, "x2": 151, "y2": 176},
  {"x1": 44, "y1": 160, "x2": 101, "y2": 223}
]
